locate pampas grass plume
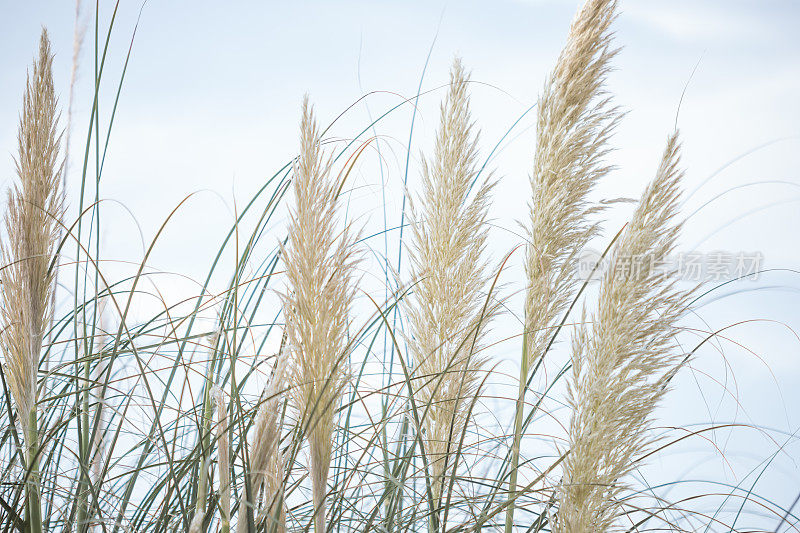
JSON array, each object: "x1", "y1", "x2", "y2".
[
  {"x1": 214, "y1": 387, "x2": 231, "y2": 533},
  {"x1": 556, "y1": 132, "x2": 689, "y2": 532},
  {"x1": 283, "y1": 96, "x2": 359, "y2": 532},
  {"x1": 507, "y1": 1, "x2": 621, "y2": 528},
  {"x1": 406, "y1": 57, "x2": 496, "y2": 506},
  {"x1": 0, "y1": 28, "x2": 63, "y2": 533},
  {"x1": 523, "y1": 0, "x2": 620, "y2": 369},
  {"x1": 237, "y1": 354, "x2": 287, "y2": 533}
]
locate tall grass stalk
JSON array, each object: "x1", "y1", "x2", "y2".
[
  {"x1": 406, "y1": 57, "x2": 496, "y2": 522},
  {"x1": 555, "y1": 132, "x2": 688, "y2": 531},
  {"x1": 191, "y1": 328, "x2": 221, "y2": 531},
  {"x1": 214, "y1": 387, "x2": 231, "y2": 533},
  {"x1": 0, "y1": 28, "x2": 63, "y2": 533},
  {"x1": 89, "y1": 299, "x2": 108, "y2": 533},
  {"x1": 507, "y1": 0, "x2": 621, "y2": 529},
  {"x1": 283, "y1": 96, "x2": 360, "y2": 533}
]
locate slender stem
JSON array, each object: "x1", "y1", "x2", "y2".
[
  {"x1": 77, "y1": 355, "x2": 91, "y2": 532},
  {"x1": 505, "y1": 330, "x2": 529, "y2": 533},
  {"x1": 195, "y1": 456, "x2": 209, "y2": 518},
  {"x1": 311, "y1": 446, "x2": 327, "y2": 533},
  {"x1": 27, "y1": 409, "x2": 42, "y2": 533},
  {"x1": 195, "y1": 383, "x2": 214, "y2": 520}
]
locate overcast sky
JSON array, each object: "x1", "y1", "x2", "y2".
[{"x1": 2, "y1": 0, "x2": 800, "y2": 525}]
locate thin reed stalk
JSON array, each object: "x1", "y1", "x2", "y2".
[
  {"x1": 507, "y1": 0, "x2": 621, "y2": 529},
  {"x1": 213, "y1": 387, "x2": 231, "y2": 533},
  {"x1": 406, "y1": 57, "x2": 496, "y2": 519},
  {"x1": 283, "y1": 96, "x2": 359, "y2": 532},
  {"x1": 555, "y1": 132, "x2": 689, "y2": 532},
  {"x1": 1, "y1": 28, "x2": 63, "y2": 533},
  {"x1": 192, "y1": 329, "x2": 222, "y2": 531},
  {"x1": 89, "y1": 300, "x2": 108, "y2": 532},
  {"x1": 89, "y1": 302, "x2": 107, "y2": 485}
]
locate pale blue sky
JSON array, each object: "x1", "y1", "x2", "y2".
[
  {"x1": 2, "y1": 0, "x2": 800, "y2": 526},
  {"x1": 2, "y1": 1, "x2": 798, "y2": 260}
]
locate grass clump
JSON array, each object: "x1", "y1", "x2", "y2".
[{"x1": 0, "y1": 2, "x2": 795, "y2": 533}]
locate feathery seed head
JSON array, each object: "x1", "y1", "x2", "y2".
[
  {"x1": 237, "y1": 353, "x2": 287, "y2": 533},
  {"x1": 556, "y1": 132, "x2": 690, "y2": 532},
  {"x1": 524, "y1": 0, "x2": 621, "y2": 371},
  {"x1": 1, "y1": 27, "x2": 63, "y2": 444},
  {"x1": 283, "y1": 96, "x2": 360, "y2": 531},
  {"x1": 406, "y1": 57, "x2": 497, "y2": 502},
  {"x1": 512, "y1": 3, "x2": 622, "y2": 528}
]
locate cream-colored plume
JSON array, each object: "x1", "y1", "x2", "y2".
[
  {"x1": 556, "y1": 132, "x2": 689, "y2": 532},
  {"x1": 406, "y1": 57, "x2": 496, "y2": 507},
  {"x1": 211, "y1": 387, "x2": 231, "y2": 533},
  {"x1": 283, "y1": 97, "x2": 359, "y2": 532},
  {"x1": 523, "y1": 0, "x2": 621, "y2": 398},
  {"x1": 0, "y1": 28, "x2": 63, "y2": 533},
  {"x1": 508, "y1": 1, "x2": 621, "y2": 528},
  {"x1": 237, "y1": 354, "x2": 287, "y2": 533}
]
